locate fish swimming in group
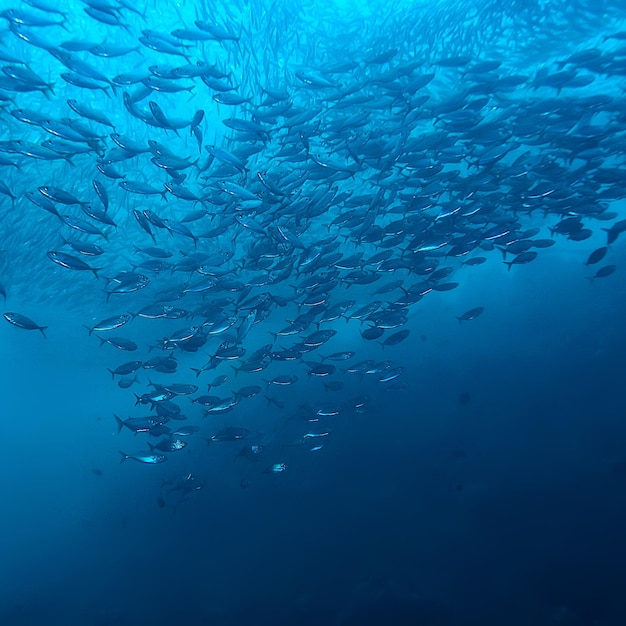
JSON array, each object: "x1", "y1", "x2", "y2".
[
  {"x1": 0, "y1": 0, "x2": 623, "y2": 499},
  {"x1": 118, "y1": 450, "x2": 168, "y2": 464}
]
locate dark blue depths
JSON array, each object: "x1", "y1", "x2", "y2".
[{"x1": 1, "y1": 0, "x2": 626, "y2": 624}]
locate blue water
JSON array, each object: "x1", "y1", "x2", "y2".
[{"x1": 1, "y1": 0, "x2": 626, "y2": 624}]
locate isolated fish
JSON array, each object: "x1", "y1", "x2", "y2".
[
  {"x1": 3, "y1": 312, "x2": 48, "y2": 337},
  {"x1": 586, "y1": 265, "x2": 616, "y2": 283},
  {"x1": 584, "y1": 247, "x2": 607, "y2": 266},
  {"x1": 456, "y1": 307, "x2": 485, "y2": 323},
  {"x1": 264, "y1": 463, "x2": 287, "y2": 474}
]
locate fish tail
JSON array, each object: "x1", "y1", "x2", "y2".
[
  {"x1": 83, "y1": 325, "x2": 93, "y2": 336},
  {"x1": 118, "y1": 451, "x2": 128, "y2": 463},
  {"x1": 113, "y1": 414, "x2": 124, "y2": 433},
  {"x1": 39, "y1": 326, "x2": 48, "y2": 339},
  {"x1": 503, "y1": 261, "x2": 512, "y2": 272}
]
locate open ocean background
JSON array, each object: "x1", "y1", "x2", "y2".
[{"x1": 1, "y1": 0, "x2": 626, "y2": 624}]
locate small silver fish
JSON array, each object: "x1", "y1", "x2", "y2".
[{"x1": 118, "y1": 451, "x2": 167, "y2": 464}]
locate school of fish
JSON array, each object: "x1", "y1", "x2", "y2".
[{"x1": 0, "y1": 0, "x2": 624, "y2": 498}]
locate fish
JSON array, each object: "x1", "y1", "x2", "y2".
[
  {"x1": 118, "y1": 451, "x2": 167, "y2": 464},
  {"x1": 456, "y1": 307, "x2": 485, "y2": 323},
  {"x1": 97, "y1": 336, "x2": 138, "y2": 351},
  {"x1": 306, "y1": 363, "x2": 336, "y2": 377},
  {"x1": 3, "y1": 312, "x2": 48, "y2": 337},
  {"x1": 118, "y1": 376, "x2": 139, "y2": 389},
  {"x1": 59, "y1": 216, "x2": 109, "y2": 240},
  {"x1": 585, "y1": 247, "x2": 608, "y2": 266},
  {"x1": 265, "y1": 375, "x2": 298, "y2": 386},
  {"x1": 148, "y1": 438, "x2": 187, "y2": 452},
  {"x1": 60, "y1": 237, "x2": 104, "y2": 257},
  {"x1": 108, "y1": 361, "x2": 143, "y2": 379},
  {"x1": 361, "y1": 327, "x2": 385, "y2": 341},
  {"x1": 84, "y1": 314, "x2": 132, "y2": 336},
  {"x1": 38, "y1": 185, "x2": 87, "y2": 206},
  {"x1": 233, "y1": 385, "x2": 262, "y2": 398},
  {"x1": 47, "y1": 251, "x2": 102, "y2": 277},
  {"x1": 503, "y1": 251, "x2": 538, "y2": 271},
  {"x1": 171, "y1": 426, "x2": 200, "y2": 437},
  {"x1": 113, "y1": 414, "x2": 167, "y2": 434},
  {"x1": 264, "y1": 463, "x2": 287, "y2": 474},
  {"x1": 210, "y1": 427, "x2": 251, "y2": 442},
  {"x1": 154, "y1": 383, "x2": 198, "y2": 396},
  {"x1": 586, "y1": 265, "x2": 617, "y2": 283},
  {"x1": 377, "y1": 367, "x2": 404, "y2": 383},
  {"x1": 161, "y1": 472, "x2": 206, "y2": 495},
  {"x1": 0, "y1": 0, "x2": 622, "y2": 499}
]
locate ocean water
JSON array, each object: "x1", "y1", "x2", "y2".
[{"x1": 1, "y1": 0, "x2": 626, "y2": 624}]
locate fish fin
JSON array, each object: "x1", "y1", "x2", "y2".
[{"x1": 114, "y1": 414, "x2": 124, "y2": 434}]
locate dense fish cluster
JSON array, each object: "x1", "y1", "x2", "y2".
[{"x1": 1, "y1": 0, "x2": 624, "y2": 499}]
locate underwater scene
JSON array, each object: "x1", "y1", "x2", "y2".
[{"x1": 1, "y1": 0, "x2": 626, "y2": 624}]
